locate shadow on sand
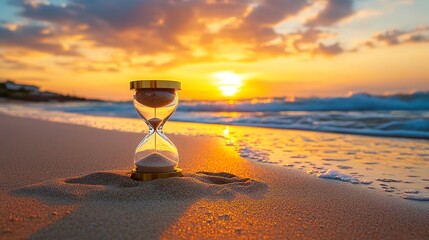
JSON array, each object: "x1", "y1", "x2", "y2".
[{"x1": 12, "y1": 170, "x2": 267, "y2": 239}]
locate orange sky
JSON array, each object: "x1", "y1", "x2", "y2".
[{"x1": 1, "y1": 0, "x2": 429, "y2": 100}]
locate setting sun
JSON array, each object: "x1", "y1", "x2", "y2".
[{"x1": 213, "y1": 72, "x2": 243, "y2": 97}]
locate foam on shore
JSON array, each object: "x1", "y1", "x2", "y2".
[
  {"x1": 314, "y1": 169, "x2": 372, "y2": 184},
  {"x1": 400, "y1": 193, "x2": 429, "y2": 201}
]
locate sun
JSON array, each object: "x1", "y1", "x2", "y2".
[{"x1": 213, "y1": 71, "x2": 243, "y2": 97}]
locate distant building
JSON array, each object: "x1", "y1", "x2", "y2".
[
  {"x1": 4, "y1": 81, "x2": 40, "y2": 94},
  {"x1": 39, "y1": 91, "x2": 62, "y2": 97},
  {"x1": 1, "y1": 79, "x2": 90, "y2": 102}
]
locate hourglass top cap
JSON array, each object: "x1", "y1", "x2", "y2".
[{"x1": 130, "y1": 80, "x2": 181, "y2": 90}]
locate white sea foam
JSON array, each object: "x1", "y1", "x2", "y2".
[
  {"x1": 316, "y1": 169, "x2": 372, "y2": 184},
  {"x1": 400, "y1": 194, "x2": 429, "y2": 201},
  {"x1": 403, "y1": 189, "x2": 420, "y2": 194},
  {"x1": 323, "y1": 158, "x2": 350, "y2": 162}
]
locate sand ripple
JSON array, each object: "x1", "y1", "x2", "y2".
[{"x1": 12, "y1": 171, "x2": 268, "y2": 202}]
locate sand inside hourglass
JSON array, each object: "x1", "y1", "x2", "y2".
[
  {"x1": 135, "y1": 153, "x2": 177, "y2": 173},
  {"x1": 135, "y1": 89, "x2": 176, "y2": 129},
  {"x1": 134, "y1": 89, "x2": 176, "y2": 108}
]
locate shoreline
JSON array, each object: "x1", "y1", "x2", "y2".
[{"x1": 1, "y1": 114, "x2": 428, "y2": 239}]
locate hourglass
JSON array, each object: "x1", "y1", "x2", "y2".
[{"x1": 130, "y1": 80, "x2": 182, "y2": 181}]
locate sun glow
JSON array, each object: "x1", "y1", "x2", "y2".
[{"x1": 213, "y1": 71, "x2": 243, "y2": 97}]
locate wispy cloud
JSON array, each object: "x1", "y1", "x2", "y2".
[
  {"x1": 306, "y1": 0, "x2": 355, "y2": 27},
  {"x1": 0, "y1": 24, "x2": 80, "y2": 56},
  {"x1": 0, "y1": 54, "x2": 45, "y2": 70},
  {"x1": 313, "y1": 42, "x2": 343, "y2": 56},
  {"x1": 373, "y1": 27, "x2": 429, "y2": 45},
  {"x1": 357, "y1": 26, "x2": 429, "y2": 49}
]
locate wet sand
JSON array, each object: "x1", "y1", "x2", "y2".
[{"x1": 0, "y1": 114, "x2": 428, "y2": 239}]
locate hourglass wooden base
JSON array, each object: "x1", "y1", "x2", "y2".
[{"x1": 130, "y1": 168, "x2": 183, "y2": 181}]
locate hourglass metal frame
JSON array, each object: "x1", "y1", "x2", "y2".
[{"x1": 130, "y1": 80, "x2": 183, "y2": 181}]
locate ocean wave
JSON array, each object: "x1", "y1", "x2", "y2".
[
  {"x1": 179, "y1": 91, "x2": 429, "y2": 112},
  {"x1": 170, "y1": 111, "x2": 429, "y2": 139},
  {"x1": 27, "y1": 91, "x2": 429, "y2": 139}
]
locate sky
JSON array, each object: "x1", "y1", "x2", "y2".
[{"x1": 0, "y1": 0, "x2": 429, "y2": 101}]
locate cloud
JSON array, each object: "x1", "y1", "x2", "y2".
[
  {"x1": 247, "y1": 0, "x2": 308, "y2": 24},
  {"x1": 313, "y1": 42, "x2": 343, "y2": 56},
  {"x1": 0, "y1": 23, "x2": 80, "y2": 56},
  {"x1": 349, "y1": 26, "x2": 429, "y2": 53},
  {"x1": 0, "y1": 54, "x2": 45, "y2": 70},
  {"x1": 339, "y1": 9, "x2": 383, "y2": 25},
  {"x1": 374, "y1": 27, "x2": 429, "y2": 45},
  {"x1": 5, "y1": 0, "x2": 315, "y2": 63},
  {"x1": 375, "y1": 30, "x2": 403, "y2": 45},
  {"x1": 307, "y1": 0, "x2": 355, "y2": 27},
  {"x1": 1, "y1": 0, "x2": 426, "y2": 71},
  {"x1": 292, "y1": 28, "x2": 326, "y2": 51},
  {"x1": 54, "y1": 59, "x2": 120, "y2": 73},
  {"x1": 367, "y1": 27, "x2": 429, "y2": 47}
]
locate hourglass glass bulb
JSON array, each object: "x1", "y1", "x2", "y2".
[{"x1": 134, "y1": 89, "x2": 177, "y2": 129}]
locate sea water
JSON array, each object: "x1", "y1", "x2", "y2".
[{"x1": 34, "y1": 91, "x2": 429, "y2": 139}]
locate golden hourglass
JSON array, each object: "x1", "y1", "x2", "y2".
[{"x1": 130, "y1": 80, "x2": 182, "y2": 181}]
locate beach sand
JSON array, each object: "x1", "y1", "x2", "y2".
[{"x1": 0, "y1": 114, "x2": 428, "y2": 239}]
